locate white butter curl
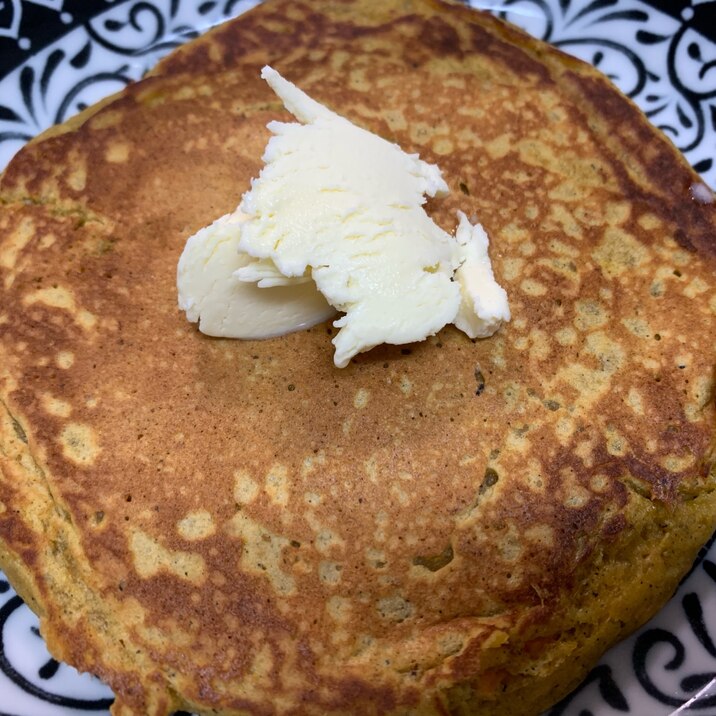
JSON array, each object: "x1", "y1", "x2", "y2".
[{"x1": 177, "y1": 67, "x2": 510, "y2": 367}]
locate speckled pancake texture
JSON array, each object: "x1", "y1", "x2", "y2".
[{"x1": 0, "y1": 1, "x2": 715, "y2": 714}]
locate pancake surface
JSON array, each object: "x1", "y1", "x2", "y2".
[{"x1": 0, "y1": 1, "x2": 715, "y2": 714}]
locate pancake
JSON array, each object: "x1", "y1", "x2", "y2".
[{"x1": 1, "y1": 1, "x2": 715, "y2": 714}]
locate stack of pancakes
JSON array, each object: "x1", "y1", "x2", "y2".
[{"x1": 0, "y1": 1, "x2": 714, "y2": 714}]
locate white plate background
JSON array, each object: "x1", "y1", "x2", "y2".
[{"x1": 0, "y1": 1, "x2": 715, "y2": 714}]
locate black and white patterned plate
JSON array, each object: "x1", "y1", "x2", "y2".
[{"x1": 0, "y1": 1, "x2": 715, "y2": 714}]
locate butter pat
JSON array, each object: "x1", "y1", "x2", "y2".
[
  {"x1": 177, "y1": 66, "x2": 510, "y2": 367},
  {"x1": 177, "y1": 211, "x2": 335, "y2": 339},
  {"x1": 453, "y1": 212, "x2": 511, "y2": 339}
]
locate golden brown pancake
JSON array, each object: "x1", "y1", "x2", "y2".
[{"x1": 0, "y1": 1, "x2": 715, "y2": 714}]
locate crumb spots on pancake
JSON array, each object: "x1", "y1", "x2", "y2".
[
  {"x1": 390, "y1": 483, "x2": 410, "y2": 506},
  {"x1": 638, "y1": 212, "x2": 662, "y2": 231},
  {"x1": 525, "y1": 458, "x2": 545, "y2": 492},
  {"x1": 353, "y1": 388, "x2": 370, "y2": 409},
  {"x1": 538, "y1": 257, "x2": 579, "y2": 289},
  {"x1": 592, "y1": 228, "x2": 650, "y2": 277},
  {"x1": 590, "y1": 473, "x2": 609, "y2": 493},
  {"x1": 548, "y1": 204, "x2": 584, "y2": 240},
  {"x1": 555, "y1": 326, "x2": 577, "y2": 346},
  {"x1": 183, "y1": 137, "x2": 208, "y2": 152},
  {"x1": 399, "y1": 375, "x2": 413, "y2": 396},
  {"x1": 76, "y1": 309, "x2": 97, "y2": 330},
  {"x1": 226, "y1": 511, "x2": 296, "y2": 596},
  {"x1": 244, "y1": 643, "x2": 274, "y2": 699},
  {"x1": 563, "y1": 485, "x2": 591, "y2": 509},
  {"x1": 622, "y1": 317, "x2": 652, "y2": 338},
  {"x1": 88, "y1": 109, "x2": 123, "y2": 130},
  {"x1": 502, "y1": 257, "x2": 524, "y2": 282},
  {"x1": 22, "y1": 287, "x2": 97, "y2": 331},
  {"x1": 55, "y1": 351, "x2": 74, "y2": 369},
  {"x1": 433, "y1": 137, "x2": 454, "y2": 155},
  {"x1": 520, "y1": 278, "x2": 547, "y2": 296},
  {"x1": 67, "y1": 163, "x2": 86, "y2": 192},
  {"x1": 558, "y1": 364, "x2": 606, "y2": 406},
  {"x1": 234, "y1": 469, "x2": 259, "y2": 504},
  {"x1": 105, "y1": 142, "x2": 131, "y2": 163},
  {"x1": 265, "y1": 464, "x2": 289, "y2": 507},
  {"x1": 59, "y1": 423, "x2": 100, "y2": 465},
  {"x1": 327, "y1": 595, "x2": 352, "y2": 623},
  {"x1": 318, "y1": 560, "x2": 343, "y2": 586},
  {"x1": 574, "y1": 439, "x2": 594, "y2": 467},
  {"x1": 135, "y1": 84, "x2": 170, "y2": 108},
  {"x1": 136, "y1": 620, "x2": 195, "y2": 649},
  {"x1": 300, "y1": 451, "x2": 325, "y2": 477},
  {"x1": 527, "y1": 328, "x2": 551, "y2": 361},
  {"x1": 173, "y1": 86, "x2": 200, "y2": 101},
  {"x1": 38, "y1": 233, "x2": 56, "y2": 250},
  {"x1": 40, "y1": 393, "x2": 72, "y2": 418},
  {"x1": 574, "y1": 300, "x2": 608, "y2": 331},
  {"x1": 177, "y1": 510, "x2": 216, "y2": 540},
  {"x1": 585, "y1": 331, "x2": 625, "y2": 374},
  {"x1": 303, "y1": 491, "x2": 321, "y2": 506},
  {"x1": 485, "y1": 133, "x2": 512, "y2": 160},
  {"x1": 364, "y1": 456, "x2": 379, "y2": 483},
  {"x1": 307, "y1": 511, "x2": 346, "y2": 555},
  {"x1": 0, "y1": 215, "x2": 34, "y2": 271},
  {"x1": 377, "y1": 595, "x2": 413, "y2": 622},
  {"x1": 548, "y1": 239, "x2": 580, "y2": 259},
  {"x1": 605, "y1": 201, "x2": 631, "y2": 225},
  {"x1": 554, "y1": 416, "x2": 577, "y2": 445},
  {"x1": 365, "y1": 547, "x2": 387, "y2": 570},
  {"x1": 625, "y1": 388, "x2": 644, "y2": 415},
  {"x1": 490, "y1": 337, "x2": 507, "y2": 369},
  {"x1": 661, "y1": 453, "x2": 696, "y2": 473},
  {"x1": 24, "y1": 286, "x2": 74, "y2": 310},
  {"x1": 348, "y1": 67, "x2": 372, "y2": 92},
  {"x1": 130, "y1": 529, "x2": 206, "y2": 583},
  {"x1": 211, "y1": 570, "x2": 227, "y2": 587},
  {"x1": 525, "y1": 524, "x2": 554, "y2": 548},
  {"x1": 383, "y1": 108, "x2": 408, "y2": 132},
  {"x1": 684, "y1": 277, "x2": 709, "y2": 298},
  {"x1": 650, "y1": 279, "x2": 665, "y2": 297},
  {"x1": 524, "y1": 203, "x2": 539, "y2": 220},
  {"x1": 605, "y1": 425, "x2": 628, "y2": 456}
]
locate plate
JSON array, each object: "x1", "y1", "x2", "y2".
[{"x1": 0, "y1": 1, "x2": 715, "y2": 714}]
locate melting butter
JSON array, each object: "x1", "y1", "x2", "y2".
[
  {"x1": 177, "y1": 210, "x2": 335, "y2": 339},
  {"x1": 177, "y1": 66, "x2": 510, "y2": 367}
]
